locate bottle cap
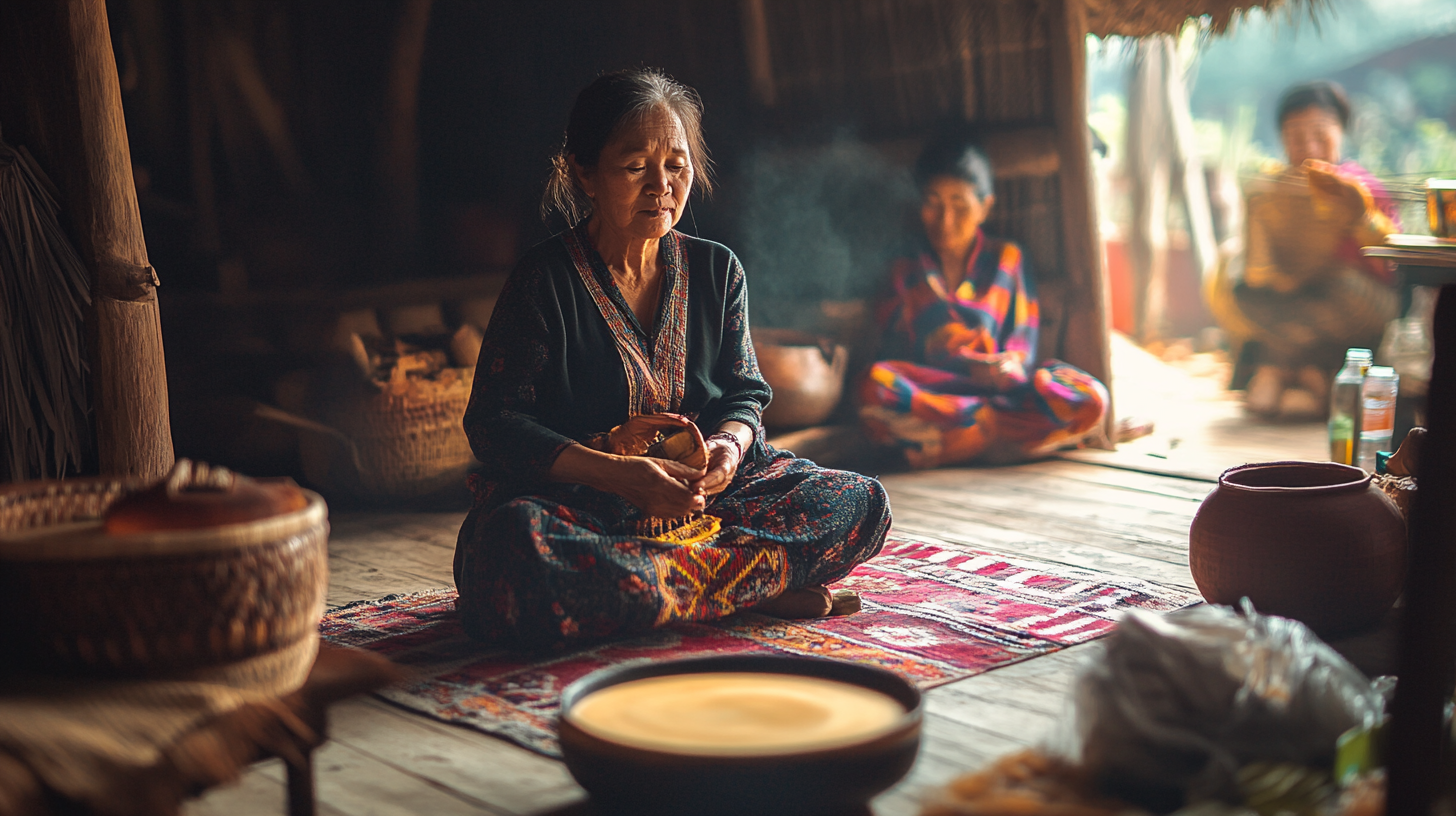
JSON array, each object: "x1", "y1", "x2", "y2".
[
  {"x1": 1346, "y1": 348, "x2": 1373, "y2": 361},
  {"x1": 1376, "y1": 451, "x2": 1392, "y2": 475},
  {"x1": 1367, "y1": 365, "x2": 1398, "y2": 379}
]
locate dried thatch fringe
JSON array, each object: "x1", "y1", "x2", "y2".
[
  {"x1": 0, "y1": 133, "x2": 92, "y2": 482},
  {"x1": 1086, "y1": 0, "x2": 1327, "y2": 38}
]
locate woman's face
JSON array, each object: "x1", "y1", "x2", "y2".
[
  {"x1": 1281, "y1": 106, "x2": 1344, "y2": 168},
  {"x1": 920, "y1": 175, "x2": 993, "y2": 258},
  {"x1": 574, "y1": 106, "x2": 694, "y2": 242}
]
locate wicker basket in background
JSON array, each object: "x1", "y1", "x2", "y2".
[
  {"x1": 295, "y1": 366, "x2": 475, "y2": 501},
  {"x1": 0, "y1": 475, "x2": 329, "y2": 693}
]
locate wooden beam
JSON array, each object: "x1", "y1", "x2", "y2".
[
  {"x1": 1047, "y1": 0, "x2": 1114, "y2": 449},
  {"x1": 0, "y1": 0, "x2": 175, "y2": 480}
]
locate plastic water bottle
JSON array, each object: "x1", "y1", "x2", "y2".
[
  {"x1": 1328, "y1": 348, "x2": 1371, "y2": 465},
  {"x1": 1357, "y1": 366, "x2": 1400, "y2": 472}
]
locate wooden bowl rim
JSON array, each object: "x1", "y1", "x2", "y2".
[
  {"x1": 0, "y1": 489, "x2": 328, "y2": 561},
  {"x1": 1217, "y1": 460, "x2": 1371, "y2": 494},
  {"x1": 559, "y1": 654, "x2": 922, "y2": 761}
]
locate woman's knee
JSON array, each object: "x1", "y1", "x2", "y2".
[{"x1": 834, "y1": 471, "x2": 892, "y2": 559}]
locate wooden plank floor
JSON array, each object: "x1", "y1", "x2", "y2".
[
  {"x1": 186, "y1": 335, "x2": 1336, "y2": 816},
  {"x1": 185, "y1": 458, "x2": 1215, "y2": 816}
]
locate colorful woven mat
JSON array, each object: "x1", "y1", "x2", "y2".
[{"x1": 320, "y1": 533, "x2": 1200, "y2": 757}]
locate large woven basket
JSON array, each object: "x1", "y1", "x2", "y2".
[
  {"x1": 297, "y1": 367, "x2": 474, "y2": 500},
  {"x1": 0, "y1": 476, "x2": 328, "y2": 692}
]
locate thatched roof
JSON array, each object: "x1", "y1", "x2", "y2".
[{"x1": 1085, "y1": 0, "x2": 1322, "y2": 38}]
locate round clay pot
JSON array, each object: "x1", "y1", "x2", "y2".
[
  {"x1": 753, "y1": 328, "x2": 849, "y2": 430},
  {"x1": 1189, "y1": 461, "x2": 1406, "y2": 636}
]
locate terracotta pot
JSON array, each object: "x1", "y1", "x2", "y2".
[
  {"x1": 753, "y1": 328, "x2": 849, "y2": 430},
  {"x1": 1189, "y1": 461, "x2": 1406, "y2": 636}
]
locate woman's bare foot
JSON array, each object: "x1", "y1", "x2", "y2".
[
  {"x1": 752, "y1": 585, "x2": 833, "y2": 619},
  {"x1": 1296, "y1": 365, "x2": 1331, "y2": 406},
  {"x1": 1245, "y1": 365, "x2": 1286, "y2": 418},
  {"x1": 1278, "y1": 387, "x2": 1324, "y2": 421}
]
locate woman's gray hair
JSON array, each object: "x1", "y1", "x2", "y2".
[{"x1": 542, "y1": 68, "x2": 714, "y2": 226}]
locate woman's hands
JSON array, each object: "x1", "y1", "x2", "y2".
[
  {"x1": 689, "y1": 421, "x2": 753, "y2": 497},
  {"x1": 1305, "y1": 160, "x2": 1370, "y2": 227},
  {"x1": 551, "y1": 441, "x2": 707, "y2": 518},
  {"x1": 555, "y1": 414, "x2": 760, "y2": 517},
  {"x1": 965, "y1": 352, "x2": 1028, "y2": 391},
  {"x1": 610, "y1": 456, "x2": 708, "y2": 518}
]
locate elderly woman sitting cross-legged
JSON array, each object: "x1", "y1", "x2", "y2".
[{"x1": 454, "y1": 69, "x2": 891, "y2": 650}]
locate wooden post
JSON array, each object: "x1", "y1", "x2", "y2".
[
  {"x1": 1047, "y1": 0, "x2": 1114, "y2": 448},
  {"x1": 1386, "y1": 285, "x2": 1456, "y2": 815},
  {"x1": 0, "y1": 0, "x2": 175, "y2": 480},
  {"x1": 739, "y1": 0, "x2": 778, "y2": 108},
  {"x1": 378, "y1": 0, "x2": 434, "y2": 270},
  {"x1": 1127, "y1": 36, "x2": 1173, "y2": 345}
]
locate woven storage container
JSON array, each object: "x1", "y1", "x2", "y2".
[
  {"x1": 0, "y1": 476, "x2": 328, "y2": 691},
  {"x1": 299, "y1": 366, "x2": 474, "y2": 500}
]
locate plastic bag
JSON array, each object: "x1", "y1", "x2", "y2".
[{"x1": 1072, "y1": 602, "x2": 1384, "y2": 813}]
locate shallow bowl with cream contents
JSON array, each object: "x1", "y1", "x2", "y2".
[{"x1": 558, "y1": 655, "x2": 922, "y2": 816}]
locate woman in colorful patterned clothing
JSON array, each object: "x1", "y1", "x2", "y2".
[
  {"x1": 1206, "y1": 81, "x2": 1399, "y2": 419},
  {"x1": 455, "y1": 69, "x2": 890, "y2": 650},
  {"x1": 860, "y1": 134, "x2": 1108, "y2": 468}
]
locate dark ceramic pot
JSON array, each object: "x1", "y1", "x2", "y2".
[
  {"x1": 557, "y1": 655, "x2": 921, "y2": 816},
  {"x1": 1189, "y1": 460, "x2": 1406, "y2": 636}
]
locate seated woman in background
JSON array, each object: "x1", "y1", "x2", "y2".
[
  {"x1": 1207, "y1": 81, "x2": 1399, "y2": 419},
  {"x1": 455, "y1": 68, "x2": 890, "y2": 650},
  {"x1": 859, "y1": 133, "x2": 1108, "y2": 468}
]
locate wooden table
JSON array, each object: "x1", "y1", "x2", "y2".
[
  {"x1": 1363, "y1": 237, "x2": 1456, "y2": 317},
  {"x1": 1363, "y1": 239, "x2": 1456, "y2": 439}
]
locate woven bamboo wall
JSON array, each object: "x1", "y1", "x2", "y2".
[
  {"x1": 745, "y1": 0, "x2": 1068, "y2": 285},
  {"x1": 754, "y1": 0, "x2": 1053, "y2": 130}
]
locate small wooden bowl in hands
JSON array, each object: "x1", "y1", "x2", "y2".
[{"x1": 644, "y1": 425, "x2": 709, "y2": 470}]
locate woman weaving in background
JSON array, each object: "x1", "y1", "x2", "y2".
[
  {"x1": 860, "y1": 133, "x2": 1108, "y2": 468},
  {"x1": 1207, "y1": 81, "x2": 1399, "y2": 419},
  {"x1": 455, "y1": 69, "x2": 890, "y2": 650}
]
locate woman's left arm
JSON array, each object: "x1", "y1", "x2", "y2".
[
  {"x1": 996, "y1": 242, "x2": 1037, "y2": 375},
  {"x1": 692, "y1": 253, "x2": 770, "y2": 495}
]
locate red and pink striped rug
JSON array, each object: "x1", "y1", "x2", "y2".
[{"x1": 321, "y1": 533, "x2": 1199, "y2": 756}]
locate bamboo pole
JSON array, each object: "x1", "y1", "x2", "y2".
[
  {"x1": 0, "y1": 0, "x2": 175, "y2": 480},
  {"x1": 1047, "y1": 0, "x2": 1114, "y2": 449},
  {"x1": 1126, "y1": 36, "x2": 1173, "y2": 345}
]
